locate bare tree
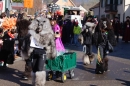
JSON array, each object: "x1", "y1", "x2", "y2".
[{"x1": 28, "y1": 0, "x2": 43, "y2": 15}]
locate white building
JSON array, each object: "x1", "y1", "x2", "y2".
[
  {"x1": 0, "y1": 0, "x2": 12, "y2": 13},
  {"x1": 90, "y1": 0, "x2": 130, "y2": 22}
]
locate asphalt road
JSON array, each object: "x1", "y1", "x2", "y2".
[{"x1": 0, "y1": 40, "x2": 130, "y2": 86}]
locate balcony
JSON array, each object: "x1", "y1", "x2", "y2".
[{"x1": 105, "y1": 4, "x2": 118, "y2": 14}]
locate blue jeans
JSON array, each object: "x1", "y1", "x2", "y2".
[
  {"x1": 98, "y1": 45, "x2": 107, "y2": 58},
  {"x1": 74, "y1": 34, "x2": 79, "y2": 46},
  {"x1": 14, "y1": 45, "x2": 18, "y2": 55}
]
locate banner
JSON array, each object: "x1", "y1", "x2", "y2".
[{"x1": 24, "y1": 0, "x2": 33, "y2": 8}]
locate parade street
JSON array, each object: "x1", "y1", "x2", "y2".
[{"x1": 0, "y1": 39, "x2": 130, "y2": 86}]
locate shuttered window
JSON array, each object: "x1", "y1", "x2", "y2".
[
  {"x1": 107, "y1": 0, "x2": 110, "y2": 4},
  {"x1": 101, "y1": 0, "x2": 105, "y2": 7},
  {"x1": 118, "y1": 0, "x2": 123, "y2": 5}
]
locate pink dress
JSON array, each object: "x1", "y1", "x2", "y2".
[{"x1": 52, "y1": 24, "x2": 65, "y2": 52}]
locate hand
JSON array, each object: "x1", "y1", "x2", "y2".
[{"x1": 14, "y1": 47, "x2": 17, "y2": 50}]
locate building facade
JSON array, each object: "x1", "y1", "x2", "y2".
[
  {"x1": 52, "y1": 0, "x2": 76, "y2": 15},
  {"x1": 90, "y1": 0, "x2": 130, "y2": 22},
  {"x1": 0, "y1": 0, "x2": 12, "y2": 13}
]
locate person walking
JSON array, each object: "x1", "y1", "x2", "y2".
[
  {"x1": 81, "y1": 16, "x2": 96, "y2": 57},
  {"x1": 122, "y1": 16, "x2": 130, "y2": 43},
  {"x1": 112, "y1": 16, "x2": 120, "y2": 42},
  {"x1": 73, "y1": 21, "x2": 81, "y2": 46},
  {"x1": 94, "y1": 18, "x2": 115, "y2": 74},
  {"x1": 2, "y1": 29, "x2": 15, "y2": 67}
]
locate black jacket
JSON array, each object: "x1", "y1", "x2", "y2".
[
  {"x1": 81, "y1": 29, "x2": 93, "y2": 45},
  {"x1": 2, "y1": 31, "x2": 15, "y2": 52}
]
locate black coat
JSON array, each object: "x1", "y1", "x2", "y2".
[
  {"x1": 2, "y1": 32, "x2": 15, "y2": 52},
  {"x1": 81, "y1": 29, "x2": 93, "y2": 45},
  {"x1": 93, "y1": 24, "x2": 117, "y2": 47},
  {"x1": 0, "y1": 32, "x2": 15, "y2": 64}
]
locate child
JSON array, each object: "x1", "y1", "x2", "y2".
[
  {"x1": 51, "y1": 19, "x2": 65, "y2": 56},
  {"x1": 73, "y1": 21, "x2": 81, "y2": 46}
]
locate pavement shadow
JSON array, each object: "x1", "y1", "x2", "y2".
[
  {"x1": 76, "y1": 62, "x2": 96, "y2": 74},
  {"x1": 116, "y1": 79, "x2": 130, "y2": 86},
  {"x1": 90, "y1": 85, "x2": 97, "y2": 86},
  {"x1": 0, "y1": 66, "x2": 31, "y2": 86},
  {"x1": 53, "y1": 76, "x2": 71, "y2": 83},
  {"x1": 46, "y1": 71, "x2": 71, "y2": 83},
  {"x1": 124, "y1": 70, "x2": 130, "y2": 73}
]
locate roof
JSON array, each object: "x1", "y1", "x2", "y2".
[
  {"x1": 89, "y1": 2, "x2": 100, "y2": 10},
  {"x1": 79, "y1": 5, "x2": 88, "y2": 12},
  {"x1": 51, "y1": 0, "x2": 58, "y2": 3},
  {"x1": 51, "y1": 0, "x2": 76, "y2": 7},
  {"x1": 69, "y1": 0, "x2": 76, "y2": 7}
]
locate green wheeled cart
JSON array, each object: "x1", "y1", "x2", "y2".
[{"x1": 46, "y1": 52, "x2": 77, "y2": 82}]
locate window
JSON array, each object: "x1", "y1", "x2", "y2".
[
  {"x1": 118, "y1": 0, "x2": 123, "y2": 5},
  {"x1": 113, "y1": 0, "x2": 115, "y2": 4},
  {"x1": 101, "y1": 0, "x2": 103, "y2": 7},
  {"x1": 112, "y1": 14, "x2": 116, "y2": 19},
  {"x1": 101, "y1": 0, "x2": 105, "y2": 7},
  {"x1": 106, "y1": 14, "x2": 110, "y2": 19},
  {"x1": 118, "y1": 14, "x2": 120, "y2": 21},
  {"x1": 107, "y1": 0, "x2": 110, "y2": 4},
  {"x1": 101, "y1": 15, "x2": 105, "y2": 18}
]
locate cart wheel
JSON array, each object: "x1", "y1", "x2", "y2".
[
  {"x1": 47, "y1": 71, "x2": 53, "y2": 81},
  {"x1": 55, "y1": 71, "x2": 60, "y2": 78},
  {"x1": 61, "y1": 73, "x2": 67, "y2": 83},
  {"x1": 69, "y1": 70, "x2": 75, "y2": 79}
]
